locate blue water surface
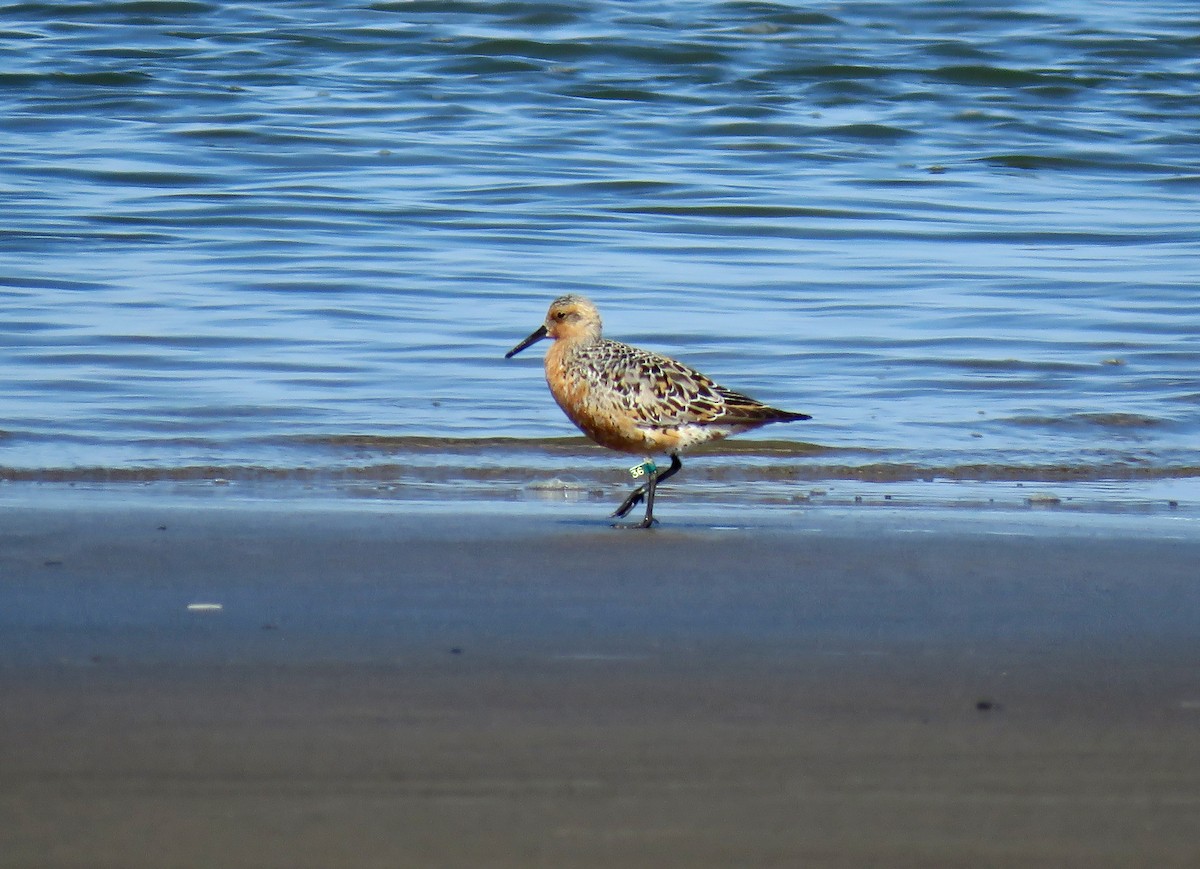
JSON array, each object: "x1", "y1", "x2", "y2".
[{"x1": 1, "y1": 1, "x2": 1198, "y2": 500}]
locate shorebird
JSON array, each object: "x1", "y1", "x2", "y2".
[{"x1": 505, "y1": 295, "x2": 811, "y2": 528}]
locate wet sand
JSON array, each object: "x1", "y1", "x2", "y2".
[{"x1": 2, "y1": 496, "x2": 1199, "y2": 867}]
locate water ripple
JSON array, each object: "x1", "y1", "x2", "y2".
[{"x1": 0, "y1": 0, "x2": 1197, "y2": 491}]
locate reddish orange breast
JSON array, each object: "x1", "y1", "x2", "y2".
[{"x1": 544, "y1": 341, "x2": 654, "y2": 454}]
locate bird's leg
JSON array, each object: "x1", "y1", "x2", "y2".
[
  {"x1": 656, "y1": 453, "x2": 683, "y2": 485},
  {"x1": 638, "y1": 467, "x2": 658, "y2": 527},
  {"x1": 611, "y1": 480, "x2": 647, "y2": 519},
  {"x1": 612, "y1": 468, "x2": 657, "y2": 529},
  {"x1": 638, "y1": 453, "x2": 681, "y2": 528},
  {"x1": 611, "y1": 455, "x2": 682, "y2": 528}
]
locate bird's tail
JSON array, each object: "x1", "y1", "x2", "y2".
[
  {"x1": 717, "y1": 390, "x2": 812, "y2": 424},
  {"x1": 767, "y1": 408, "x2": 812, "y2": 422}
]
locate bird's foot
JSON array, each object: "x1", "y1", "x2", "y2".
[{"x1": 610, "y1": 516, "x2": 658, "y2": 530}]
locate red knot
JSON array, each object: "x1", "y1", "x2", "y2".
[{"x1": 505, "y1": 295, "x2": 811, "y2": 528}]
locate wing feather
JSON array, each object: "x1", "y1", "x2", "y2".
[{"x1": 573, "y1": 339, "x2": 797, "y2": 429}]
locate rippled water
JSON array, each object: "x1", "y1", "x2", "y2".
[{"x1": 2, "y1": 1, "x2": 1198, "y2": 503}]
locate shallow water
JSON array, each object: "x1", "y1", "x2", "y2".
[{"x1": 2, "y1": 1, "x2": 1198, "y2": 503}]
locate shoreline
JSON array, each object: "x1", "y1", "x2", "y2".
[
  {"x1": 2, "y1": 496, "x2": 1199, "y2": 866},
  {"x1": 1, "y1": 473, "x2": 1196, "y2": 521}
]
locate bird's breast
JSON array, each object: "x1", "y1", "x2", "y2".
[{"x1": 544, "y1": 342, "x2": 662, "y2": 454}]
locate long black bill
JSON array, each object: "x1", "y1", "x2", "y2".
[{"x1": 505, "y1": 324, "x2": 548, "y2": 358}]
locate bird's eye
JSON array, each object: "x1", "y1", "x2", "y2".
[{"x1": 555, "y1": 311, "x2": 567, "y2": 320}]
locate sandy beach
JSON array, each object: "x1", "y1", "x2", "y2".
[{"x1": 2, "y1": 493, "x2": 1199, "y2": 867}]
